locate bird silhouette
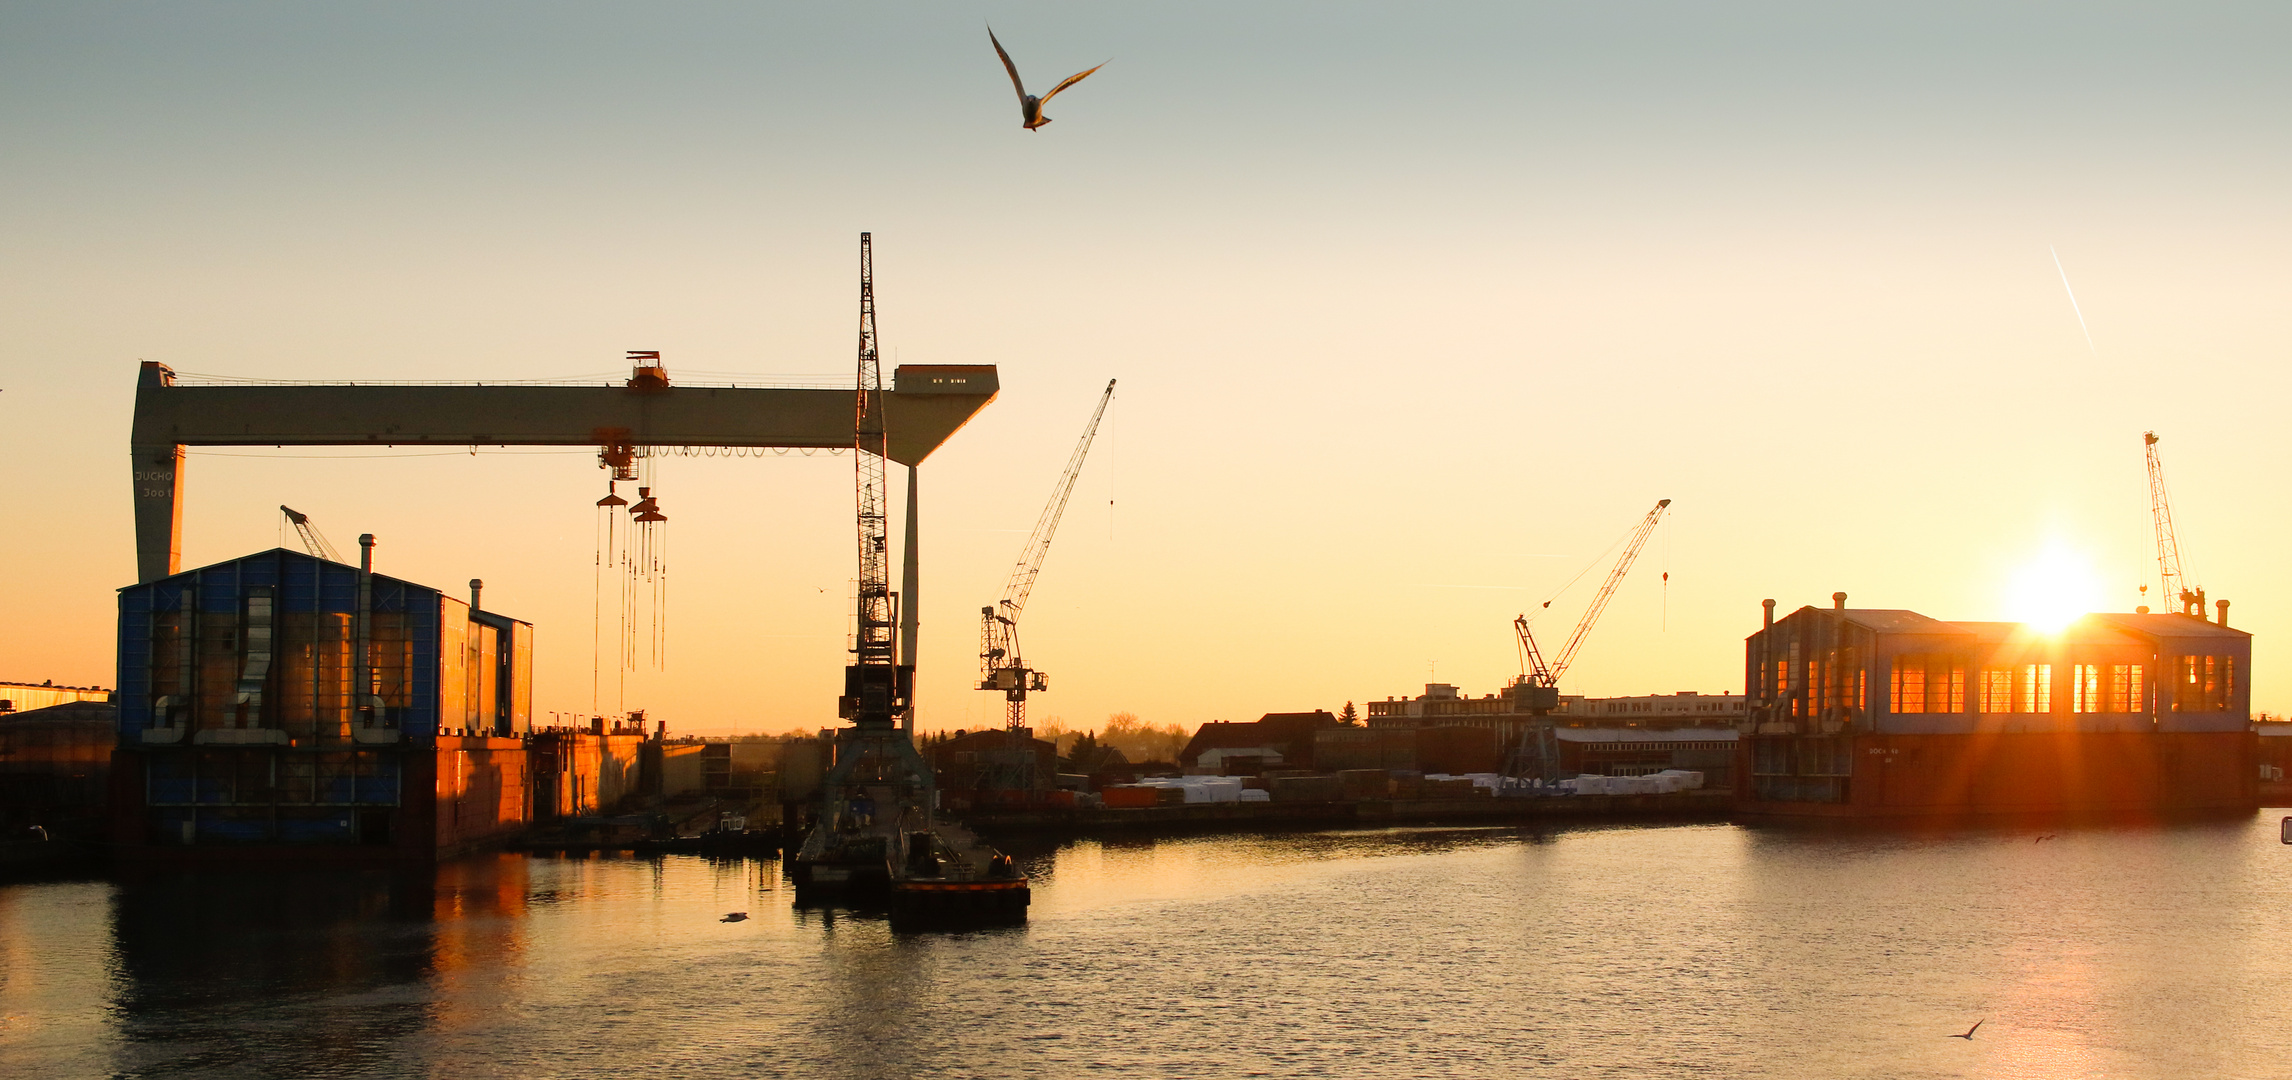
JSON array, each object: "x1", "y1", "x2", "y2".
[
  {"x1": 1949, "y1": 1019, "x2": 1983, "y2": 1040},
  {"x1": 989, "y1": 27, "x2": 1105, "y2": 131},
  {"x1": 720, "y1": 912, "x2": 749, "y2": 923}
]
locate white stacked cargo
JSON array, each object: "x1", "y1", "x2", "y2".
[
  {"x1": 1136, "y1": 775, "x2": 1247, "y2": 803},
  {"x1": 1238, "y1": 788, "x2": 1270, "y2": 802}
]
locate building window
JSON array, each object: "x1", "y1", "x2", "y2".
[
  {"x1": 1892, "y1": 660, "x2": 1924, "y2": 713},
  {"x1": 2022, "y1": 664, "x2": 2052, "y2": 714},
  {"x1": 1890, "y1": 655, "x2": 1963, "y2": 714},
  {"x1": 2072, "y1": 664, "x2": 2101, "y2": 713},
  {"x1": 2177, "y1": 655, "x2": 2235, "y2": 712},
  {"x1": 1980, "y1": 668, "x2": 2013, "y2": 713},
  {"x1": 2108, "y1": 664, "x2": 2143, "y2": 714}
]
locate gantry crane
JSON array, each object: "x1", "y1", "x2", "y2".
[
  {"x1": 2144, "y1": 432, "x2": 2202, "y2": 617},
  {"x1": 280, "y1": 505, "x2": 344, "y2": 563},
  {"x1": 1505, "y1": 498, "x2": 1671, "y2": 787},
  {"x1": 979, "y1": 379, "x2": 1117, "y2": 747}
]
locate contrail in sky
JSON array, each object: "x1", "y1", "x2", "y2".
[{"x1": 2050, "y1": 245, "x2": 2098, "y2": 357}]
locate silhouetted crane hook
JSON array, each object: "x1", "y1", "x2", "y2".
[{"x1": 989, "y1": 26, "x2": 1105, "y2": 131}]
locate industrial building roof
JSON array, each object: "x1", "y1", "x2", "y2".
[
  {"x1": 1830, "y1": 609, "x2": 1970, "y2": 635},
  {"x1": 2088, "y1": 612, "x2": 2251, "y2": 639}
]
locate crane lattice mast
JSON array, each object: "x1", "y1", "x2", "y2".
[
  {"x1": 838, "y1": 232, "x2": 911, "y2": 732},
  {"x1": 980, "y1": 379, "x2": 1117, "y2": 733},
  {"x1": 2144, "y1": 432, "x2": 2197, "y2": 616},
  {"x1": 280, "y1": 505, "x2": 343, "y2": 563}
]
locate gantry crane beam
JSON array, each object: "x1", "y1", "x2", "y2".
[{"x1": 128, "y1": 360, "x2": 998, "y2": 582}]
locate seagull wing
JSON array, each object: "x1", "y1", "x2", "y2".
[
  {"x1": 1036, "y1": 62, "x2": 1107, "y2": 108},
  {"x1": 1967, "y1": 1019, "x2": 1982, "y2": 1037},
  {"x1": 988, "y1": 27, "x2": 1028, "y2": 99}
]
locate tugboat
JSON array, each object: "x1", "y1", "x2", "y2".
[{"x1": 888, "y1": 822, "x2": 1030, "y2": 928}]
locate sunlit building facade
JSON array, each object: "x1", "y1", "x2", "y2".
[{"x1": 1738, "y1": 595, "x2": 2254, "y2": 817}]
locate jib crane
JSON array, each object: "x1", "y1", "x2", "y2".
[
  {"x1": 1505, "y1": 498, "x2": 1671, "y2": 787},
  {"x1": 2143, "y1": 432, "x2": 2203, "y2": 617},
  {"x1": 979, "y1": 379, "x2": 1117, "y2": 739},
  {"x1": 280, "y1": 505, "x2": 344, "y2": 563}
]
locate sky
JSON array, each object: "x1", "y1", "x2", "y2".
[{"x1": 2, "y1": 2, "x2": 2286, "y2": 735}]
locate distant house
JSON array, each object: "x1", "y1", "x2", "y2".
[{"x1": 1179, "y1": 711, "x2": 1340, "y2": 771}]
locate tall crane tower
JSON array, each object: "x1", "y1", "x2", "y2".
[
  {"x1": 801, "y1": 233, "x2": 934, "y2": 874},
  {"x1": 976, "y1": 380, "x2": 1116, "y2": 793},
  {"x1": 2144, "y1": 432, "x2": 2202, "y2": 617},
  {"x1": 1505, "y1": 498, "x2": 1671, "y2": 786}
]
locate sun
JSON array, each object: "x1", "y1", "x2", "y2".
[{"x1": 2004, "y1": 540, "x2": 2104, "y2": 634}]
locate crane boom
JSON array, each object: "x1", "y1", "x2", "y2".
[
  {"x1": 280, "y1": 505, "x2": 343, "y2": 563},
  {"x1": 1514, "y1": 498, "x2": 1671, "y2": 693},
  {"x1": 979, "y1": 379, "x2": 1116, "y2": 731},
  {"x1": 1552, "y1": 498, "x2": 1671, "y2": 678},
  {"x1": 2144, "y1": 432, "x2": 2196, "y2": 615}
]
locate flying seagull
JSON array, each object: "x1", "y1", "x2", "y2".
[
  {"x1": 720, "y1": 912, "x2": 749, "y2": 923},
  {"x1": 1949, "y1": 1019, "x2": 1983, "y2": 1040},
  {"x1": 989, "y1": 27, "x2": 1105, "y2": 131}
]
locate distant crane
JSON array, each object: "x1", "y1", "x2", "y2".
[
  {"x1": 1505, "y1": 498, "x2": 1671, "y2": 787},
  {"x1": 978, "y1": 379, "x2": 1117, "y2": 740},
  {"x1": 2143, "y1": 432, "x2": 2202, "y2": 616},
  {"x1": 280, "y1": 505, "x2": 344, "y2": 563}
]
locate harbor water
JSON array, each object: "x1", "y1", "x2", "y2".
[{"x1": 6, "y1": 816, "x2": 2292, "y2": 1079}]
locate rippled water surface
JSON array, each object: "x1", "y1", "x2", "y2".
[{"x1": 6, "y1": 817, "x2": 2292, "y2": 1078}]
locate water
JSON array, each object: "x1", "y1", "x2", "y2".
[{"x1": 6, "y1": 817, "x2": 2292, "y2": 1079}]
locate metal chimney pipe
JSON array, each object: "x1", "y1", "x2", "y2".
[
  {"x1": 469, "y1": 578, "x2": 484, "y2": 611},
  {"x1": 2217, "y1": 599, "x2": 2230, "y2": 627},
  {"x1": 355, "y1": 534, "x2": 376, "y2": 732},
  {"x1": 1763, "y1": 598, "x2": 1776, "y2": 629},
  {"x1": 1833, "y1": 591, "x2": 1847, "y2": 610}
]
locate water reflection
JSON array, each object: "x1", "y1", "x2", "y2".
[{"x1": 3, "y1": 819, "x2": 2290, "y2": 1078}]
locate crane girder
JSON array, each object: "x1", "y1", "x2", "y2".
[{"x1": 129, "y1": 359, "x2": 998, "y2": 583}]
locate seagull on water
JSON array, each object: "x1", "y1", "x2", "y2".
[
  {"x1": 1949, "y1": 1019, "x2": 1983, "y2": 1040},
  {"x1": 721, "y1": 912, "x2": 749, "y2": 923},
  {"x1": 989, "y1": 27, "x2": 1105, "y2": 131}
]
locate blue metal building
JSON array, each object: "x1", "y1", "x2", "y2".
[{"x1": 113, "y1": 547, "x2": 531, "y2": 854}]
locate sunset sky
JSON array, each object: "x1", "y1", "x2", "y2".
[{"x1": 3, "y1": 3, "x2": 2286, "y2": 734}]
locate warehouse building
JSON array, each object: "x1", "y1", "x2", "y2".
[
  {"x1": 111, "y1": 547, "x2": 534, "y2": 859},
  {"x1": 1739, "y1": 594, "x2": 2254, "y2": 817}
]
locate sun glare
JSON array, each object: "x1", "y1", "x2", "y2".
[{"x1": 2004, "y1": 541, "x2": 2104, "y2": 634}]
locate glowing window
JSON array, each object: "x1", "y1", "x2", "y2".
[{"x1": 2022, "y1": 664, "x2": 2052, "y2": 713}]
